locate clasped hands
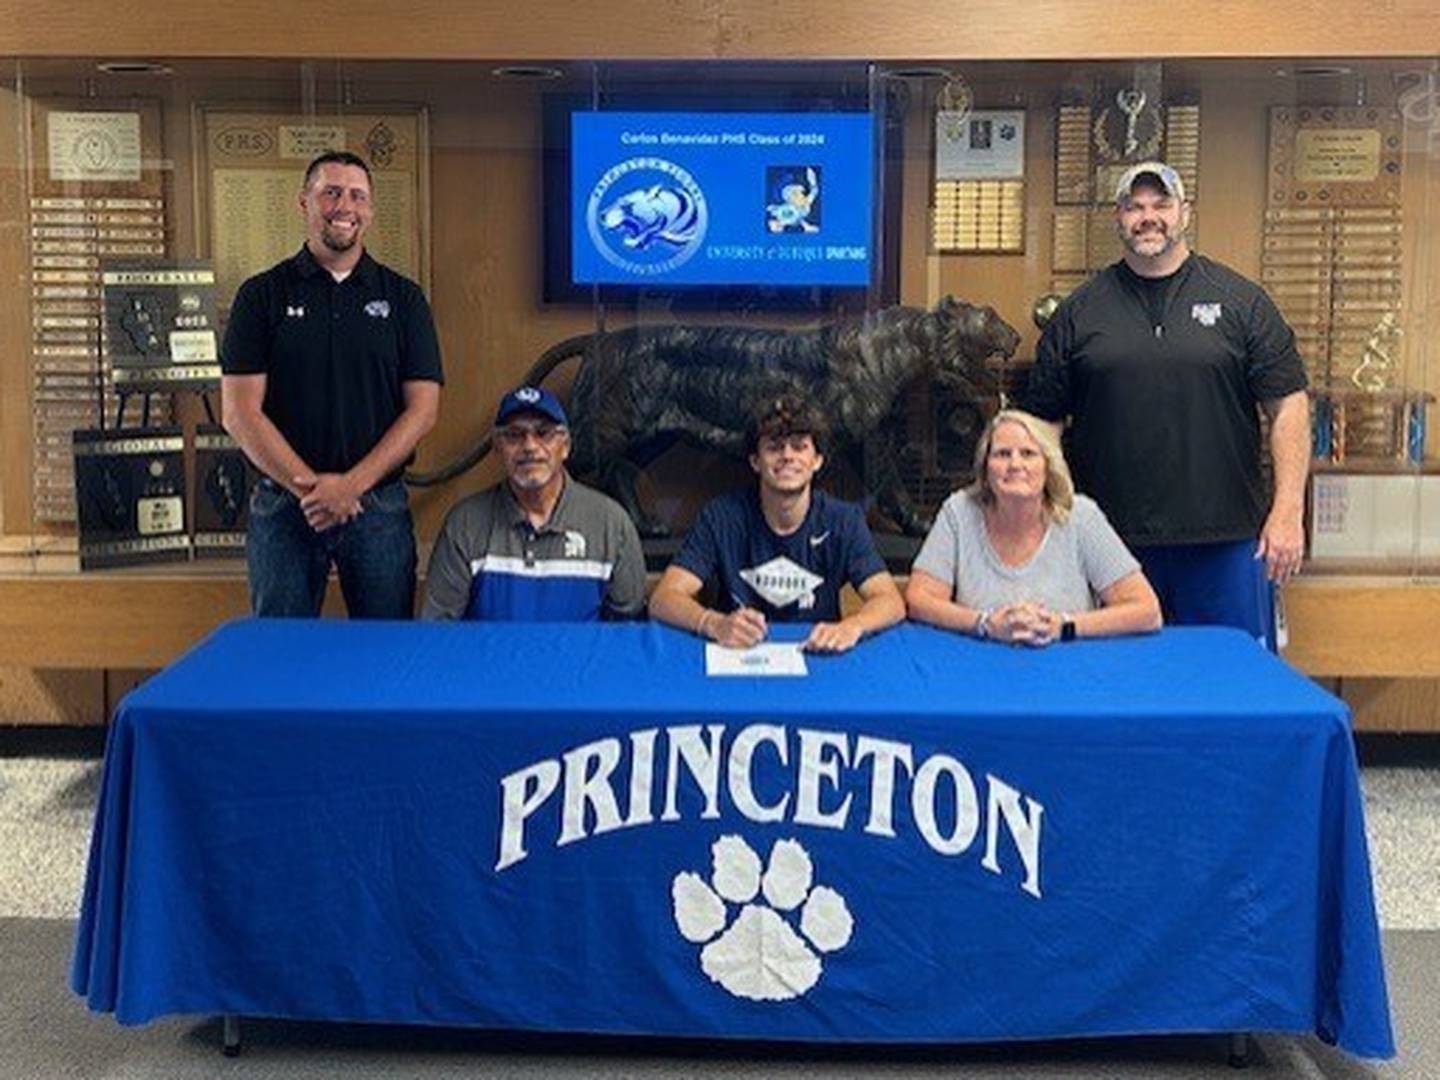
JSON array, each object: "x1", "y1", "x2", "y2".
[
  {"x1": 707, "y1": 606, "x2": 863, "y2": 654},
  {"x1": 294, "y1": 473, "x2": 365, "y2": 532},
  {"x1": 983, "y1": 601, "x2": 1065, "y2": 647}
]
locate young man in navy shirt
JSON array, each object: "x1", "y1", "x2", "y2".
[{"x1": 649, "y1": 395, "x2": 904, "y2": 652}]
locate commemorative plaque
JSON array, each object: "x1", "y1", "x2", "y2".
[
  {"x1": 101, "y1": 260, "x2": 221, "y2": 390},
  {"x1": 27, "y1": 97, "x2": 171, "y2": 524},
  {"x1": 933, "y1": 179, "x2": 1025, "y2": 253},
  {"x1": 72, "y1": 426, "x2": 189, "y2": 569},
  {"x1": 193, "y1": 425, "x2": 256, "y2": 558},
  {"x1": 1268, "y1": 106, "x2": 1402, "y2": 206},
  {"x1": 1054, "y1": 104, "x2": 1092, "y2": 205}
]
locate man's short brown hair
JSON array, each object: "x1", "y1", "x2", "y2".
[
  {"x1": 748, "y1": 394, "x2": 830, "y2": 455},
  {"x1": 302, "y1": 150, "x2": 373, "y2": 191}
]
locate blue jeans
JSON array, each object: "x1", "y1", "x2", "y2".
[
  {"x1": 1132, "y1": 539, "x2": 1276, "y2": 652},
  {"x1": 246, "y1": 477, "x2": 417, "y2": 619}
]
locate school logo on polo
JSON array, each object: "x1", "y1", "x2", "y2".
[
  {"x1": 740, "y1": 556, "x2": 822, "y2": 610},
  {"x1": 364, "y1": 299, "x2": 391, "y2": 319},
  {"x1": 673, "y1": 835, "x2": 852, "y2": 1001},
  {"x1": 1191, "y1": 302, "x2": 1222, "y2": 327}
]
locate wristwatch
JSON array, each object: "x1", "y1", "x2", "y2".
[{"x1": 1059, "y1": 617, "x2": 1077, "y2": 643}]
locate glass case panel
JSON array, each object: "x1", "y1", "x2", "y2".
[{"x1": 0, "y1": 53, "x2": 1436, "y2": 580}]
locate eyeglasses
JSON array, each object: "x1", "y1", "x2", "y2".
[{"x1": 497, "y1": 423, "x2": 566, "y2": 447}]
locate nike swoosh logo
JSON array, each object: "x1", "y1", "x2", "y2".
[{"x1": 809, "y1": 531, "x2": 830, "y2": 547}]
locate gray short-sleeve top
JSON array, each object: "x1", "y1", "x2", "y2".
[{"x1": 911, "y1": 491, "x2": 1140, "y2": 613}]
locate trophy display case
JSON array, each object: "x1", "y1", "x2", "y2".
[{"x1": 0, "y1": 36, "x2": 1437, "y2": 699}]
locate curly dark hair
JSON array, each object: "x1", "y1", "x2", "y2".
[{"x1": 748, "y1": 394, "x2": 830, "y2": 455}]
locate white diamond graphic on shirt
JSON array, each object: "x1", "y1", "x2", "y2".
[{"x1": 739, "y1": 556, "x2": 823, "y2": 609}]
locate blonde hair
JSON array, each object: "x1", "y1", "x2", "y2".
[{"x1": 966, "y1": 409, "x2": 1075, "y2": 523}]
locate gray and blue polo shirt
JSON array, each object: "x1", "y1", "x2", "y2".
[{"x1": 421, "y1": 477, "x2": 645, "y2": 622}]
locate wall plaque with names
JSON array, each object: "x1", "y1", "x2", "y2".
[
  {"x1": 101, "y1": 261, "x2": 221, "y2": 389},
  {"x1": 1268, "y1": 106, "x2": 1402, "y2": 206},
  {"x1": 26, "y1": 99, "x2": 171, "y2": 526},
  {"x1": 198, "y1": 107, "x2": 429, "y2": 306},
  {"x1": 933, "y1": 179, "x2": 1024, "y2": 253},
  {"x1": 72, "y1": 427, "x2": 189, "y2": 569},
  {"x1": 1054, "y1": 104, "x2": 1092, "y2": 205}
]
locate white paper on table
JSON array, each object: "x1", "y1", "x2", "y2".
[{"x1": 705, "y1": 642, "x2": 809, "y2": 677}]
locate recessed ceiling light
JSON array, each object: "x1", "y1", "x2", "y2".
[
  {"x1": 492, "y1": 65, "x2": 564, "y2": 80},
  {"x1": 96, "y1": 60, "x2": 173, "y2": 76},
  {"x1": 1276, "y1": 64, "x2": 1354, "y2": 78},
  {"x1": 882, "y1": 67, "x2": 951, "y2": 80}
]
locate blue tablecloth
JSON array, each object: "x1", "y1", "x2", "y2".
[{"x1": 72, "y1": 619, "x2": 1393, "y2": 1057}]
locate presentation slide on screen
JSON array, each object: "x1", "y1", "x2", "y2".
[{"x1": 571, "y1": 111, "x2": 874, "y2": 287}]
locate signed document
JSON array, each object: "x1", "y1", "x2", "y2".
[{"x1": 705, "y1": 642, "x2": 809, "y2": 677}]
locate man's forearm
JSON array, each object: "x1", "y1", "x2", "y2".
[
  {"x1": 846, "y1": 579, "x2": 905, "y2": 635},
  {"x1": 344, "y1": 391, "x2": 439, "y2": 494},
  {"x1": 225, "y1": 410, "x2": 314, "y2": 495},
  {"x1": 649, "y1": 586, "x2": 711, "y2": 636},
  {"x1": 1269, "y1": 392, "x2": 1311, "y2": 517}
]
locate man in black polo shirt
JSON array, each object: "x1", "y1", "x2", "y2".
[
  {"x1": 221, "y1": 150, "x2": 443, "y2": 618},
  {"x1": 1025, "y1": 162, "x2": 1309, "y2": 650}
]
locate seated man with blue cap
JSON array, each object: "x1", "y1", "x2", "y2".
[{"x1": 421, "y1": 385, "x2": 646, "y2": 621}]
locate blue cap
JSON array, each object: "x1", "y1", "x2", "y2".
[{"x1": 495, "y1": 385, "x2": 567, "y2": 427}]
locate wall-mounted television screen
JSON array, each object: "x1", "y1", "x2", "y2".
[{"x1": 543, "y1": 94, "x2": 901, "y2": 309}]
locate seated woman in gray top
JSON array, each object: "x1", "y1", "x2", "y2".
[{"x1": 906, "y1": 409, "x2": 1161, "y2": 645}]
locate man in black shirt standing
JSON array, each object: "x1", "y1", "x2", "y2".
[
  {"x1": 221, "y1": 150, "x2": 443, "y2": 618},
  {"x1": 1025, "y1": 161, "x2": 1309, "y2": 650}
]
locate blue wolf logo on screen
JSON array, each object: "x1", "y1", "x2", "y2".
[{"x1": 586, "y1": 157, "x2": 709, "y2": 277}]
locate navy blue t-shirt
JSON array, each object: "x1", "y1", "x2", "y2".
[{"x1": 673, "y1": 490, "x2": 886, "y2": 622}]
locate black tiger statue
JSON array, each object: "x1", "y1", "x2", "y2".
[{"x1": 409, "y1": 296, "x2": 1020, "y2": 536}]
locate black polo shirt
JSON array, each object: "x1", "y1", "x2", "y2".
[
  {"x1": 1025, "y1": 254, "x2": 1307, "y2": 545},
  {"x1": 221, "y1": 246, "x2": 443, "y2": 476}
]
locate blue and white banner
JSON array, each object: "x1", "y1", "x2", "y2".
[{"x1": 74, "y1": 621, "x2": 1392, "y2": 1058}]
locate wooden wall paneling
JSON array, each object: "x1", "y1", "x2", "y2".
[
  {"x1": 104, "y1": 668, "x2": 154, "y2": 719},
  {"x1": 0, "y1": 571, "x2": 352, "y2": 669},
  {"x1": 1283, "y1": 577, "x2": 1440, "y2": 677},
  {"x1": 1343, "y1": 677, "x2": 1440, "y2": 732},
  {"x1": 0, "y1": 667, "x2": 104, "y2": 725},
  {"x1": 2, "y1": 1, "x2": 1438, "y2": 63}
]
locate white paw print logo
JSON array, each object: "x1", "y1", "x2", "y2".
[{"x1": 671, "y1": 835, "x2": 853, "y2": 1001}]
